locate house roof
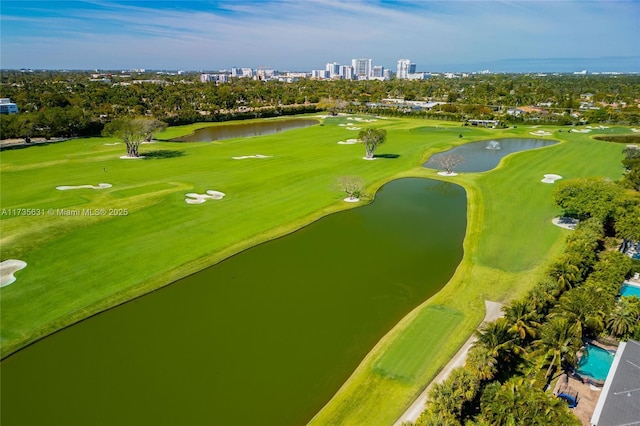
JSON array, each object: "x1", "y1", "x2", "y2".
[{"x1": 591, "y1": 340, "x2": 640, "y2": 426}]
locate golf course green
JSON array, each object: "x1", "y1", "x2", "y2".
[{"x1": 0, "y1": 115, "x2": 628, "y2": 425}]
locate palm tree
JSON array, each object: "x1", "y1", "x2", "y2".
[
  {"x1": 479, "y1": 378, "x2": 581, "y2": 425},
  {"x1": 607, "y1": 296, "x2": 640, "y2": 338},
  {"x1": 547, "y1": 258, "x2": 580, "y2": 291},
  {"x1": 503, "y1": 299, "x2": 540, "y2": 341},
  {"x1": 534, "y1": 316, "x2": 582, "y2": 382},
  {"x1": 466, "y1": 346, "x2": 498, "y2": 381},
  {"x1": 552, "y1": 287, "x2": 608, "y2": 337}
]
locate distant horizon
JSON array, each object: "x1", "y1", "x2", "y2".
[
  {"x1": 2, "y1": 1, "x2": 638, "y2": 73},
  {"x1": 5, "y1": 55, "x2": 639, "y2": 75}
]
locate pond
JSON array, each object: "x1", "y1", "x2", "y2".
[
  {"x1": 0, "y1": 178, "x2": 467, "y2": 426},
  {"x1": 424, "y1": 138, "x2": 558, "y2": 172},
  {"x1": 171, "y1": 118, "x2": 319, "y2": 142}
]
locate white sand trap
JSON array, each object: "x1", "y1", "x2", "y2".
[
  {"x1": 103, "y1": 142, "x2": 120, "y2": 146},
  {"x1": 347, "y1": 127, "x2": 361, "y2": 130},
  {"x1": 438, "y1": 171, "x2": 458, "y2": 176},
  {"x1": 232, "y1": 154, "x2": 272, "y2": 159},
  {"x1": 530, "y1": 130, "x2": 552, "y2": 136},
  {"x1": 185, "y1": 190, "x2": 225, "y2": 204},
  {"x1": 541, "y1": 174, "x2": 562, "y2": 183},
  {"x1": 571, "y1": 129, "x2": 591, "y2": 133},
  {"x1": 120, "y1": 155, "x2": 146, "y2": 159},
  {"x1": 631, "y1": 128, "x2": 640, "y2": 133},
  {"x1": 363, "y1": 157, "x2": 377, "y2": 160},
  {"x1": 56, "y1": 183, "x2": 112, "y2": 190},
  {"x1": 1, "y1": 259, "x2": 27, "y2": 287},
  {"x1": 344, "y1": 197, "x2": 360, "y2": 203},
  {"x1": 552, "y1": 217, "x2": 579, "y2": 230},
  {"x1": 337, "y1": 139, "x2": 360, "y2": 145},
  {"x1": 338, "y1": 123, "x2": 348, "y2": 127}
]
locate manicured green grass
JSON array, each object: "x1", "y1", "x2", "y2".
[{"x1": 0, "y1": 117, "x2": 629, "y2": 424}]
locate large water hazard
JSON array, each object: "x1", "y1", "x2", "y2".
[
  {"x1": 171, "y1": 118, "x2": 319, "y2": 142},
  {"x1": 1, "y1": 178, "x2": 467, "y2": 426}
]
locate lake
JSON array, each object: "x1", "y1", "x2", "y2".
[
  {"x1": 424, "y1": 138, "x2": 558, "y2": 172},
  {"x1": 171, "y1": 118, "x2": 319, "y2": 142},
  {"x1": 0, "y1": 178, "x2": 466, "y2": 426}
]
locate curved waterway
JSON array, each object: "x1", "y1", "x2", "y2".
[
  {"x1": 424, "y1": 138, "x2": 558, "y2": 172},
  {"x1": 171, "y1": 118, "x2": 318, "y2": 142},
  {"x1": 1, "y1": 178, "x2": 466, "y2": 426}
]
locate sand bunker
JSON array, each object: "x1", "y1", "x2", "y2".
[
  {"x1": 120, "y1": 155, "x2": 146, "y2": 159},
  {"x1": 337, "y1": 139, "x2": 360, "y2": 145},
  {"x1": 571, "y1": 129, "x2": 591, "y2": 133},
  {"x1": 552, "y1": 217, "x2": 579, "y2": 230},
  {"x1": 631, "y1": 128, "x2": 640, "y2": 133},
  {"x1": 1, "y1": 259, "x2": 27, "y2": 287},
  {"x1": 185, "y1": 190, "x2": 225, "y2": 204},
  {"x1": 344, "y1": 197, "x2": 360, "y2": 203},
  {"x1": 530, "y1": 130, "x2": 552, "y2": 136},
  {"x1": 346, "y1": 126, "x2": 361, "y2": 131},
  {"x1": 103, "y1": 142, "x2": 120, "y2": 146},
  {"x1": 56, "y1": 183, "x2": 112, "y2": 190},
  {"x1": 438, "y1": 171, "x2": 458, "y2": 177},
  {"x1": 541, "y1": 174, "x2": 562, "y2": 183},
  {"x1": 348, "y1": 117, "x2": 377, "y2": 123},
  {"x1": 232, "y1": 154, "x2": 272, "y2": 160}
]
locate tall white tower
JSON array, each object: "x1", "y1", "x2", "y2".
[
  {"x1": 352, "y1": 58, "x2": 372, "y2": 80},
  {"x1": 397, "y1": 59, "x2": 416, "y2": 79}
]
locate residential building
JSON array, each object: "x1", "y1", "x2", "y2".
[
  {"x1": 325, "y1": 62, "x2": 340, "y2": 77},
  {"x1": 0, "y1": 98, "x2": 19, "y2": 114},
  {"x1": 352, "y1": 58, "x2": 372, "y2": 80},
  {"x1": 339, "y1": 65, "x2": 354, "y2": 80},
  {"x1": 590, "y1": 340, "x2": 640, "y2": 425},
  {"x1": 397, "y1": 59, "x2": 416, "y2": 79},
  {"x1": 200, "y1": 74, "x2": 229, "y2": 83},
  {"x1": 231, "y1": 67, "x2": 254, "y2": 78}
]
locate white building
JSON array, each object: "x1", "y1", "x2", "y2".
[
  {"x1": 200, "y1": 74, "x2": 229, "y2": 83},
  {"x1": 339, "y1": 65, "x2": 354, "y2": 80},
  {"x1": 231, "y1": 67, "x2": 254, "y2": 78},
  {"x1": 0, "y1": 98, "x2": 18, "y2": 114},
  {"x1": 325, "y1": 62, "x2": 340, "y2": 77},
  {"x1": 352, "y1": 58, "x2": 372, "y2": 80},
  {"x1": 397, "y1": 59, "x2": 416, "y2": 79}
]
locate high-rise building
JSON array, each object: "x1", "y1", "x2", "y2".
[
  {"x1": 371, "y1": 65, "x2": 384, "y2": 78},
  {"x1": 339, "y1": 65, "x2": 354, "y2": 80},
  {"x1": 325, "y1": 62, "x2": 340, "y2": 77},
  {"x1": 397, "y1": 59, "x2": 416, "y2": 79},
  {"x1": 352, "y1": 58, "x2": 372, "y2": 80}
]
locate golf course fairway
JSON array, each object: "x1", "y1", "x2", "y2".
[{"x1": 0, "y1": 115, "x2": 628, "y2": 425}]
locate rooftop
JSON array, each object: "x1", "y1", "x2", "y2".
[{"x1": 590, "y1": 340, "x2": 640, "y2": 426}]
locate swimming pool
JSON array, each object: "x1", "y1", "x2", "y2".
[
  {"x1": 576, "y1": 344, "x2": 615, "y2": 382},
  {"x1": 620, "y1": 282, "x2": 640, "y2": 298}
]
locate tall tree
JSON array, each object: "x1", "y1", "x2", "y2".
[
  {"x1": 358, "y1": 128, "x2": 386, "y2": 159},
  {"x1": 102, "y1": 117, "x2": 166, "y2": 157},
  {"x1": 534, "y1": 316, "x2": 582, "y2": 382}
]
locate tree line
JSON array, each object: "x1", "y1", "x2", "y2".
[
  {"x1": 1, "y1": 70, "x2": 639, "y2": 140},
  {"x1": 414, "y1": 149, "x2": 640, "y2": 425}
]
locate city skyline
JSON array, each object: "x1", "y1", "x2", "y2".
[{"x1": 1, "y1": 0, "x2": 639, "y2": 73}]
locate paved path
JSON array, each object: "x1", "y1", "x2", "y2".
[{"x1": 393, "y1": 300, "x2": 504, "y2": 425}]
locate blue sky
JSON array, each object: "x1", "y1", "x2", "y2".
[{"x1": 1, "y1": 0, "x2": 639, "y2": 72}]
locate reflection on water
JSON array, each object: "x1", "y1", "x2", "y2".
[
  {"x1": 171, "y1": 118, "x2": 318, "y2": 142},
  {"x1": 425, "y1": 138, "x2": 558, "y2": 172}
]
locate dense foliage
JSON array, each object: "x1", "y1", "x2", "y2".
[{"x1": 2, "y1": 70, "x2": 639, "y2": 140}]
